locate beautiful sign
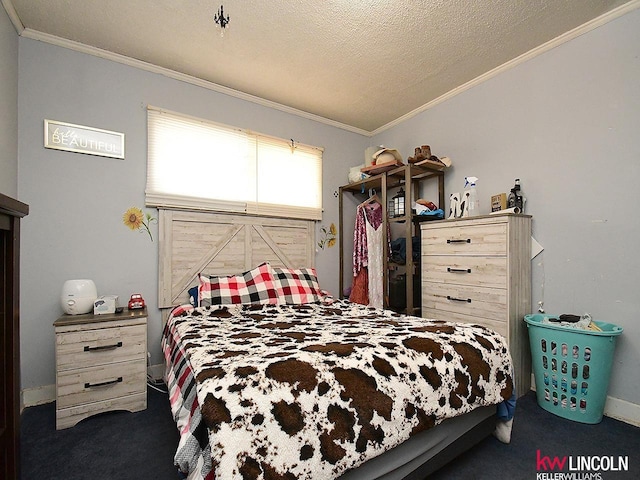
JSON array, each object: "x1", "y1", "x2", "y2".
[{"x1": 44, "y1": 120, "x2": 125, "y2": 159}]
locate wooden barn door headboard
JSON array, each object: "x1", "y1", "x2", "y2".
[{"x1": 158, "y1": 209, "x2": 316, "y2": 309}]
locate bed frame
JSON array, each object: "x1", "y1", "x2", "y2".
[
  {"x1": 157, "y1": 208, "x2": 499, "y2": 478},
  {"x1": 339, "y1": 406, "x2": 495, "y2": 480}
]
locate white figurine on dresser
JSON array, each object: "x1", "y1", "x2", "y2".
[
  {"x1": 53, "y1": 309, "x2": 148, "y2": 429},
  {"x1": 421, "y1": 214, "x2": 532, "y2": 398}
]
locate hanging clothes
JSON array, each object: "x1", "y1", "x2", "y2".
[
  {"x1": 349, "y1": 268, "x2": 369, "y2": 305},
  {"x1": 365, "y1": 208, "x2": 384, "y2": 308},
  {"x1": 349, "y1": 198, "x2": 389, "y2": 308}
]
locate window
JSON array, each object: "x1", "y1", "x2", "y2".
[{"x1": 146, "y1": 107, "x2": 323, "y2": 220}]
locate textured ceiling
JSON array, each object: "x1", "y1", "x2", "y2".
[{"x1": 5, "y1": 0, "x2": 634, "y2": 133}]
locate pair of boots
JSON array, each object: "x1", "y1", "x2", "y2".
[{"x1": 407, "y1": 145, "x2": 432, "y2": 163}]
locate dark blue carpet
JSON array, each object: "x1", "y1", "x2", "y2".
[
  {"x1": 20, "y1": 386, "x2": 179, "y2": 480},
  {"x1": 430, "y1": 391, "x2": 640, "y2": 480},
  {"x1": 20, "y1": 388, "x2": 639, "y2": 479}
]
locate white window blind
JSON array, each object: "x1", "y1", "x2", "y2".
[{"x1": 146, "y1": 107, "x2": 323, "y2": 220}]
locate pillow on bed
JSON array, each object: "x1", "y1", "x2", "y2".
[
  {"x1": 199, "y1": 262, "x2": 279, "y2": 306},
  {"x1": 271, "y1": 266, "x2": 323, "y2": 304}
]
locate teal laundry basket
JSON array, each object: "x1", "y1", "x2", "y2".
[{"x1": 524, "y1": 314, "x2": 623, "y2": 424}]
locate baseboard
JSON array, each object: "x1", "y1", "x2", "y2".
[
  {"x1": 21, "y1": 384, "x2": 55, "y2": 412},
  {"x1": 603, "y1": 396, "x2": 640, "y2": 427},
  {"x1": 530, "y1": 373, "x2": 640, "y2": 427}
]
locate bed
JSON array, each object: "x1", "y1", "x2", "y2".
[{"x1": 157, "y1": 210, "x2": 514, "y2": 479}]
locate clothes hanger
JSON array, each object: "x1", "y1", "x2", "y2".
[{"x1": 359, "y1": 190, "x2": 380, "y2": 207}]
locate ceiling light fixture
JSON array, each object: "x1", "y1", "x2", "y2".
[{"x1": 214, "y1": 5, "x2": 230, "y2": 36}]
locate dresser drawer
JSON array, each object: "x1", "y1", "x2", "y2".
[
  {"x1": 422, "y1": 280, "x2": 507, "y2": 319},
  {"x1": 56, "y1": 324, "x2": 146, "y2": 371},
  {"x1": 56, "y1": 359, "x2": 146, "y2": 409},
  {"x1": 422, "y1": 223, "x2": 507, "y2": 255},
  {"x1": 422, "y1": 307, "x2": 508, "y2": 338},
  {"x1": 421, "y1": 255, "x2": 506, "y2": 288}
]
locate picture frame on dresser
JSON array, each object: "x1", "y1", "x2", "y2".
[
  {"x1": 53, "y1": 308, "x2": 148, "y2": 430},
  {"x1": 420, "y1": 213, "x2": 532, "y2": 398}
]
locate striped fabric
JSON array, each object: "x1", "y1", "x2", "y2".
[{"x1": 162, "y1": 305, "x2": 213, "y2": 479}]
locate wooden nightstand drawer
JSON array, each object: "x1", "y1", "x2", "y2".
[
  {"x1": 56, "y1": 324, "x2": 146, "y2": 371},
  {"x1": 421, "y1": 255, "x2": 507, "y2": 288},
  {"x1": 56, "y1": 359, "x2": 146, "y2": 409},
  {"x1": 421, "y1": 223, "x2": 507, "y2": 255}
]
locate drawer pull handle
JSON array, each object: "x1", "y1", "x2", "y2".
[
  {"x1": 447, "y1": 295, "x2": 471, "y2": 303},
  {"x1": 84, "y1": 342, "x2": 123, "y2": 352},
  {"x1": 85, "y1": 377, "x2": 123, "y2": 389},
  {"x1": 447, "y1": 268, "x2": 471, "y2": 273},
  {"x1": 447, "y1": 239, "x2": 471, "y2": 244}
]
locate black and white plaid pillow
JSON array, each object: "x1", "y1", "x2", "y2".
[{"x1": 271, "y1": 267, "x2": 322, "y2": 304}]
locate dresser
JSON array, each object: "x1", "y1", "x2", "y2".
[
  {"x1": 421, "y1": 214, "x2": 532, "y2": 398},
  {"x1": 53, "y1": 309, "x2": 148, "y2": 429}
]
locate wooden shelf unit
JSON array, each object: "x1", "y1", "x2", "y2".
[{"x1": 339, "y1": 163, "x2": 445, "y2": 314}]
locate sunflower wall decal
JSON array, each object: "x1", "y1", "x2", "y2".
[
  {"x1": 317, "y1": 223, "x2": 337, "y2": 250},
  {"x1": 123, "y1": 207, "x2": 157, "y2": 242}
]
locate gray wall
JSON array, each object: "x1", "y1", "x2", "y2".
[
  {"x1": 373, "y1": 9, "x2": 640, "y2": 405},
  {"x1": 0, "y1": 5, "x2": 18, "y2": 197},
  {"x1": 17, "y1": 38, "x2": 365, "y2": 389}
]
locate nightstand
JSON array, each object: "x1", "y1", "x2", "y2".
[{"x1": 53, "y1": 309, "x2": 148, "y2": 429}]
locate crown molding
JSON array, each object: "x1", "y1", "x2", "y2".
[
  {"x1": 370, "y1": 0, "x2": 640, "y2": 136},
  {"x1": 7, "y1": 0, "x2": 640, "y2": 137},
  {"x1": 1, "y1": 0, "x2": 24, "y2": 34},
  {"x1": 17, "y1": 28, "x2": 371, "y2": 138}
]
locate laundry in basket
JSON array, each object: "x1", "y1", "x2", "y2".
[{"x1": 525, "y1": 313, "x2": 622, "y2": 424}]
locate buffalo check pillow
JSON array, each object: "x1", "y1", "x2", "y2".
[
  {"x1": 271, "y1": 266, "x2": 322, "y2": 304},
  {"x1": 199, "y1": 263, "x2": 279, "y2": 306}
]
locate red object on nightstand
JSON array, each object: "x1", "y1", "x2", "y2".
[{"x1": 128, "y1": 293, "x2": 146, "y2": 310}]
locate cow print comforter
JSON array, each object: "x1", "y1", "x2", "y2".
[{"x1": 164, "y1": 300, "x2": 513, "y2": 480}]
